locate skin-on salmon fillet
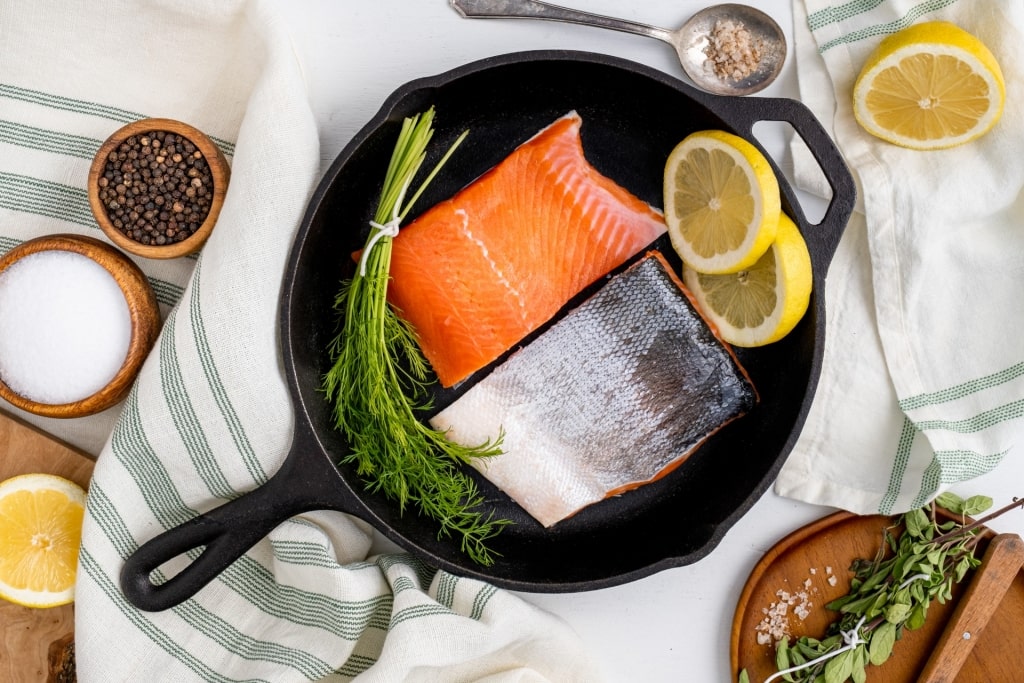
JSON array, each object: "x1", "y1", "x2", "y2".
[
  {"x1": 430, "y1": 252, "x2": 757, "y2": 527},
  {"x1": 387, "y1": 111, "x2": 666, "y2": 387}
]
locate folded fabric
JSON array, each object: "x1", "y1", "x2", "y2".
[
  {"x1": 779, "y1": 0, "x2": 1024, "y2": 514},
  {"x1": 0, "y1": 1, "x2": 600, "y2": 681}
]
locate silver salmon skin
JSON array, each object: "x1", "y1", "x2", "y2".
[{"x1": 430, "y1": 251, "x2": 757, "y2": 527}]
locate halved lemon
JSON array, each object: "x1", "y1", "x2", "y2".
[
  {"x1": 852, "y1": 21, "x2": 1005, "y2": 150},
  {"x1": 663, "y1": 129, "x2": 780, "y2": 274},
  {"x1": 0, "y1": 473, "x2": 86, "y2": 608},
  {"x1": 683, "y1": 213, "x2": 812, "y2": 347}
]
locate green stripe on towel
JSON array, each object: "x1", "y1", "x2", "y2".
[
  {"x1": 0, "y1": 171, "x2": 95, "y2": 227},
  {"x1": 807, "y1": 0, "x2": 887, "y2": 31},
  {"x1": 914, "y1": 398, "x2": 1024, "y2": 433},
  {"x1": 87, "y1": 483, "x2": 341, "y2": 680},
  {"x1": 879, "y1": 417, "x2": 919, "y2": 515},
  {"x1": 159, "y1": 309, "x2": 239, "y2": 500},
  {"x1": 814, "y1": 0, "x2": 962, "y2": 52},
  {"x1": 188, "y1": 262, "x2": 268, "y2": 486},
  {"x1": 0, "y1": 119, "x2": 101, "y2": 158},
  {"x1": 0, "y1": 83, "x2": 146, "y2": 123},
  {"x1": 78, "y1": 548, "x2": 273, "y2": 683},
  {"x1": 0, "y1": 83, "x2": 235, "y2": 156},
  {"x1": 900, "y1": 361, "x2": 1024, "y2": 411}
]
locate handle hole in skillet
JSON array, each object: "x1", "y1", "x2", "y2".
[
  {"x1": 752, "y1": 120, "x2": 831, "y2": 225},
  {"x1": 147, "y1": 545, "x2": 208, "y2": 587}
]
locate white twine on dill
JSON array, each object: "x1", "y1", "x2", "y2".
[
  {"x1": 762, "y1": 615, "x2": 867, "y2": 683},
  {"x1": 357, "y1": 175, "x2": 412, "y2": 277}
]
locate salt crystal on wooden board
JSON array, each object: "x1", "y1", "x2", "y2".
[{"x1": 0, "y1": 250, "x2": 131, "y2": 404}]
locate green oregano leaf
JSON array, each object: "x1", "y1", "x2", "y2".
[
  {"x1": 905, "y1": 508, "x2": 929, "y2": 538},
  {"x1": 776, "y1": 638, "x2": 791, "y2": 672},
  {"x1": 850, "y1": 645, "x2": 868, "y2": 683},
  {"x1": 885, "y1": 602, "x2": 911, "y2": 624},
  {"x1": 738, "y1": 669, "x2": 750, "y2": 683},
  {"x1": 962, "y1": 495, "x2": 993, "y2": 516},
  {"x1": 934, "y1": 492, "x2": 965, "y2": 514},
  {"x1": 824, "y1": 649, "x2": 854, "y2": 683},
  {"x1": 907, "y1": 602, "x2": 928, "y2": 630},
  {"x1": 756, "y1": 494, "x2": 1022, "y2": 683},
  {"x1": 868, "y1": 621, "x2": 897, "y2": 665},
  {"x1": 955, "y1": 556, "x2": 972, "y2": 582}
]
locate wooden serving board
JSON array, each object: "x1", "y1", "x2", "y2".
[
  {"x1": 0, "y1": 409, "x2": 95, "y2": 682},
  {"x1": 731, "y1": 510, "x2": 1024, "y2": 682}
]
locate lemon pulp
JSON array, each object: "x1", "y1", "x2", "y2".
[
  {"x1": 0, "y1": 473, "x2": 85, "y2": 608},
  {"x1": 853, "y1": 21, "x2": 1005, "y2": 150},
  {"x1": 682, "y1": 214, "x2": 812, "y2": 347},
  {"x1": 663, "y1": 129, "x2": 780, "y2": 274}
]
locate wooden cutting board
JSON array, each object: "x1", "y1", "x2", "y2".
[
  {"x1": 731, "y1": 510, "x2": 1024, "y2": 682},
  {"x1": 0, "y1": 409, "x2": 95, "y2": 683}
]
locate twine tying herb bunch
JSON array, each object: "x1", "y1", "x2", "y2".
[
  {"x1": 739, "y1": 492, "x2": 1024, "y2": 683},
  {"x1": 322, "y1": 107, "x2": 511, "y2": 566}
]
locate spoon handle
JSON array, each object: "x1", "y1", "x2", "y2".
[{"x1": 450, "y1": 0, "x2": 674, "y2": 45}]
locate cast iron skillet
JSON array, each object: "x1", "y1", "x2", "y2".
[{"x1": 121, "y1": 51, "x2": 856, "y2": 611}]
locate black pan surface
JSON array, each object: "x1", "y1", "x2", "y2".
[{"x1": 121, "y1": 50, "x2": 856, "y2": 611}]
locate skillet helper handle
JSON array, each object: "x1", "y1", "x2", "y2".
[
  {"x1": 120, "y1": 433, "x2": 343, "y2": 612},
  {"x1": 918, "y1": 533, "x2": 1024, "y2": 683},
  {"x1": 725, "y1": 95, "x2": 857, "y2": 275}
]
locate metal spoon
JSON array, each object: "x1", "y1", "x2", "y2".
[{"x1": 450, "y1": 0, "x2": 787, "y2": 96}]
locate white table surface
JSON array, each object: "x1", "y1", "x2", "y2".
[{"x1": 279, "y1": 2, "x2": 1024, "y2": 681}]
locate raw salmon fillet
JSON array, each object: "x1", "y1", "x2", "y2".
[
  {"x1": 387, "y1": 111, "x2": 666, "y2": 387},
  {"x1": 430, "y1": 252, "x2": 757, "y2": 528}
]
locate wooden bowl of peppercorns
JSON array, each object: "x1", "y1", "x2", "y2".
[{"x1": 88, "y1": 118, "x2": 230, "y2": 259}]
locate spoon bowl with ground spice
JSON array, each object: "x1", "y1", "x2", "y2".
[
  {"x1": 450, "y1": 1, "x2": 786, "y2": 96},
  {"x1": 88, "y1": 117, "x2": 230, "y2": 259}
]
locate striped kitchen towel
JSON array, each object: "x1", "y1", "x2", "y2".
[
  {"x1": 0, "y1": 1, "x2": 599, "y2": 681},
  {"x1": 777, "y1": 0, "x2": 1024, "y2": 514}
]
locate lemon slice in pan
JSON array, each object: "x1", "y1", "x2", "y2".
[
  {"x1": 663, "y1": 129, "x2": 780, "y2": 274},
  {"x1": 683, "y1": 213, "x2": 811, "y2": 347}
]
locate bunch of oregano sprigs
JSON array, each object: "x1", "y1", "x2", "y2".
[
  {"x1": 322, "y1": 108, "x2": 510, "y2": 566},
  {"x1": 739, "y1": 492, "x2": 1023, "y2": 683}
]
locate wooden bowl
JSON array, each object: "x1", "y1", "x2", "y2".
[
  {"x1": 0, "y1": 234, "x2": 161, "y2": 418},
  {"x1": 88, "y1": 117, "x2": 230, "y2": 259}
]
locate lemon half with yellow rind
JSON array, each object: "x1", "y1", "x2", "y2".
[
  {"x1": 683, "y1": 213, "x2": 812, "y2": 347},
  {"x1": 0, "y1": 473, "x2": 85, "y2": 608},
  {"x1": 853, "y1": 21, "x2": 1005, "y2": 150},
  {"x1": 663, "y1": 130, "x2": 780, "y2": 274}
]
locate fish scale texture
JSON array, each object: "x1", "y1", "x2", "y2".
[{"x1": 431, "y1": 253, "x2": 757, "y2": 527}]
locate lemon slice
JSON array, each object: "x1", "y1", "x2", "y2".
[
  {"x1": 683, "y1": 213, "x2": 811, "y2": 347},
  {"x1": 853, "y1": 21, "x2": 1005, "y2": 150},
  {"x1": 0, "y1": 473, "x2": 86, "y2": 608},
  {"x1": 663, "y1": 129, "x2": 780, "y2": 274}
]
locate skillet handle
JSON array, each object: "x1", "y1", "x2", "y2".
[
  {"x1": 120, "y1": 426, "x2": 347, "y2": 612},
  {"x1": 723, "y1": 95, "x2": 857, "y2": 275}
]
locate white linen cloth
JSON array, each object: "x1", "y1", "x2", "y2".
[
  {"x1": 0, "y1": 1, "x2": 600, "y2": 681},
  {"x1": 778, "y1": 0, "x2": 1024, "y2": 514}
]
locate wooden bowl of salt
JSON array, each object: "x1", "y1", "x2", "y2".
[{"x1": 0, "y1": 234, "x2": 160, "y2": 418}]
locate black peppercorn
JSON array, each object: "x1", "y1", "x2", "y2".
[{"x1": 97, "y1": 129, "x2": 215, "y2": 245}]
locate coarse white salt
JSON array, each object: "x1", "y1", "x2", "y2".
[{"x1": 0, "y1": 250, "x2": 131, "y2": 404}]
